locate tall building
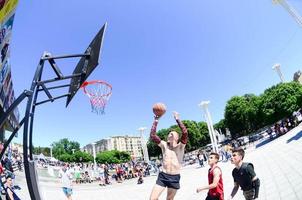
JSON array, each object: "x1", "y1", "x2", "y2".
[
  {"x1": 0, "y1": 2, "x2": 20, "y2": 142},
  {"x1": 82, "y1": 139, "x2": 111, "y2": 155},
  {"x1": 82, "y1": 135, "x2": 143, "y2": 159},
  {"x1": 110, "y1": 135, "x2": 142, "y2": 158}
]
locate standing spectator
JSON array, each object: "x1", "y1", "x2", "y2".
[
  {"x1": 274, "y1": 123, "x2": 281, "y2": 137},
  {"x1": 116, "y1": 164, "x2": 123, "y2": 183},
  {"x1": 74, "y1": 164, "x2": 81, "y2": 184},
  {"x1": 16, "y1": 155, "x2": 22, "y2": 171},
  {"x1": 0, "y1": 143, "x2": 3, "y2": 153},
  {"x1": 203, "y1": 152, "x2": 208, "y2": 163},
  {"x1": 104, "y1": 164, "x2": 111, "y2": 185},
  {"x1": 98, "y1": 164, "x2": 105, "y2": 186},
  {"x1": 224, "y1": 144, "x2": 232, "y2": 161},
  {"x1": 197, "y1": 151, "x2": 205, "y2": 167},
  {"x1": 144, "y1": 162, "x2": 150, "y2": 176},
  {"x1": 2, "y1": 154, "x2": 13, "y2": 173},
  {"x1": 59, "y1": 165, "x2": 73, "y2": 200}
]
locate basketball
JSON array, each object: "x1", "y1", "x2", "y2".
[{"x1": 152, "y1": 103, "x2": 167, "y2": 117}]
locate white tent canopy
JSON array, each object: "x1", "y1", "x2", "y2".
[
  {"x1": 38, "y1": 153, "x2": 45, "y2": 160},
  {"x1": 50, "y1": 157, "x2": 58, "y2": 162}
]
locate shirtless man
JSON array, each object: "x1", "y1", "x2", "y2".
[{"x1": 149, "y1": 111, "x2": 188, "y2": 200}]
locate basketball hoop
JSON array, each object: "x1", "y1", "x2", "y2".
[{"x1": 81, "y1": 80, "x2": 112, "y2": 115}]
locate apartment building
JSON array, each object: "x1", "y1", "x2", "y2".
[{"x1": 82, "y1": 135, "x2": 143, "y2": 159}]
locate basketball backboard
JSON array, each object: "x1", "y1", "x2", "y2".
[{"x1": 66, "y1": 22, "x2": 107, "y2": 107}]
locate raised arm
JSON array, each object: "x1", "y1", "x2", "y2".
[
  {"x1": 150, "y1": 116, "x2": 161, "y2": 145},
  {"x1": 173, "y1": 111, "x2": 188, "y2": 144}
]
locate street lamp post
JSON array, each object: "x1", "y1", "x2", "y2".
[
  {"x1": 272, "y1": 63, "x2": 285, "y2": 83},
  {"x1": 198, "y1": 101, "x2": 219, "y2": 153},
  {"x1": 91, "y1": 142, "x2": 97, "y2": 169},
  {"x1": 138, "y1": 127, "x2": 149, "y2": 163},
  {"x1": 273, "y1": 0, "x2": 302, "y2": 27},
  {"x1": 50, "y1": 146, "x2": 53, "y2": 158}
]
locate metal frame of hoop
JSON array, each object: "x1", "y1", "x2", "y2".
[{"x1": 81, "y1": 80, "x2": 112, "y2": 115}]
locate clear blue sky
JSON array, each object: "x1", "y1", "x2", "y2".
[{"x1": 8, "y1": 0, "x2": 302, "y2": 147}]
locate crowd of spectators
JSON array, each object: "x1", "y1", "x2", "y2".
[
  {"x1": 0, "y1": 145, "x2": 22, "y2": 199},
  {"x1": 56, "y1": 160, "x2": 160, "y2": 187}
]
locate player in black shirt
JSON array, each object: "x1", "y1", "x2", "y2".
[{"x1": 228, "y1": 148, "x2": 260, "y2": 200}]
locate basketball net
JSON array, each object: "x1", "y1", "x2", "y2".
[{"x1": 81, "y1": 80, "x2": 112, "y2": 115}]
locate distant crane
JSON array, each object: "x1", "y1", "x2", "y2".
[{"x1": 273, "y1": 0, "x2": 302, "y2": 27}]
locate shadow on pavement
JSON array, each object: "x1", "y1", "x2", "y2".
[
  {"x1": 256, "y1": 138, "x2": 275, "y2": 149},
  {"x1": 287, "y1": 131, "x2": 302, "y2": 143}
]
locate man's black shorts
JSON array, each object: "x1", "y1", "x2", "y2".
[
  {"x1": 156, "y1": 172, "x2": 180, "y2": 189},
  {"x1": 205, "y1": 195, "x2": 220, "y2": 200}
]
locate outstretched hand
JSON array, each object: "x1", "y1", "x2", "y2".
[
  {"x1": 173, "y1": 111, "x2": 179, "y2": 120},
  {"x1": 196, "y1": 187, "x2": 204, "y2": 193}
]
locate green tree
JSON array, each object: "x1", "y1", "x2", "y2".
[
  {"x1": 260, "y1": 82, "x2": 302, "y2": 125},
  {"x1": 96, "y1": 150, "x2": 131, "y2": 164},
  {"x1": 51, "y1": 138, "x2": 80, "y2": 159},
  {"x1": 224, "y1": 96, "x2": 248, "y2": 137},
  {"x1": 197, "y1": 121, "x2": 211, "y2": 146},
  {"x1": 33, "y1": 146, "x2": 51, "y2": 157},
  {"x1": 170, "y1": 120, "x2": 210, "y2": 152},
  {"x1": 58, "y1": 153, "x2": 73, "y2": 162},
  {"x1": 33, "y1": 146, "x2": 42, "y2": 155},
  {"x1": 224, "y1": 82, "x2": 302, "y2": 138},
  {"x1": 224, "y1": 94, "x2": 261, "y2": 138},
  {"x1": 214, "y1": 119, "x2": 226, "y2": 135},
  {"x1": 118, "y1": 151, "x2": 131, "y2": 163},
  {"x1": 73, "y1": 151, "x2": 93, "y2": 163}
]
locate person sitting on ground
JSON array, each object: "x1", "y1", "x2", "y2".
[{"x1": 84, "y1": 171, "x2": 92, "y2": 183}]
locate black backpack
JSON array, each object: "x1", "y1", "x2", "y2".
[{"x1": 241, "y1": 162, "x2": 255, "y2": 187}]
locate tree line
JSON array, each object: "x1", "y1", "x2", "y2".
[
  {"x1": 34, "y1": 138, "x2": 131, "y2": 164},
  {"x1": 224, "y1": 82, "x2": 302, "y2": 137}
]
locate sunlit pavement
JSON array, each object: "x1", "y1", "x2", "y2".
[{"x1": 14, "y1": 124, "x2": 302, "y2": 200}]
